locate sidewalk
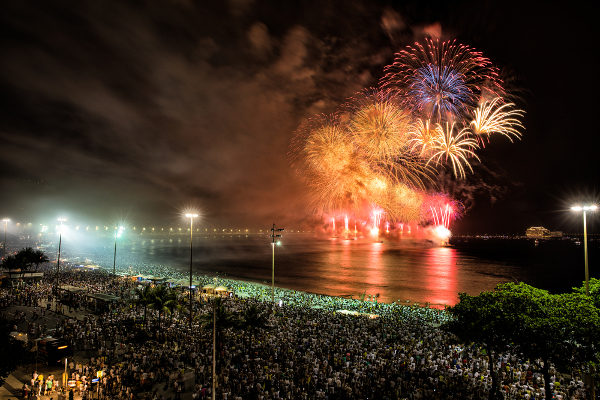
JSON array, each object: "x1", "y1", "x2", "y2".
[{"x1": 1, "y1": 367, "x2": 83, "y2": 400}]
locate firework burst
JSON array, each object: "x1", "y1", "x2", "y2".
[
  {"x1": 427, "y1": 122, "x2": 480, "y2": 179},
  {"x1": 347, "y1": 91, "x2": 411, "y2": 160},
  {"x1": 407, "y1": 118, "x2": 435, "y2": 156},
  {"x1": 381, "y1": 38, "x2": 503, "y2": 122},
  {"x1": 470, "y1": 97, "x2": 525, "y2": 143},
  {"x1": 291, "y1": 38, "x2": 524, "y2": 235}
]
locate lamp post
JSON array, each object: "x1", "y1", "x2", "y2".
[
  {"x1": 113, "y1": 226, "x2": 125, "y2": 276},
  {"x1": 55, "y1": 217, "x2": 67, "y2": 290},
  {"x1": 270, "y1": 223, "x2": 284, "y2": 304},
  {"x1": 212, "y1": 299, "x2": 216, "y2": 400},
  {"x1": 2, "y1": 218, "x2": 9, "y2": 259},
  {"x1": 185, "y1": 212, "x2": 198, "y2": 328},
  {"x1": 571, "y1": 204, "x2": 597, "y2": 296}
]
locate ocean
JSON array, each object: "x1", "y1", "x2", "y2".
[{"x1": 46, "y1": 232, "x2": 600, "y2": 306}]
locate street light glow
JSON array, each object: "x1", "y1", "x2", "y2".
[
  {"x1": 571, "y1": 204, "x2": 597, "y2": 212},
  {"x1": 570, "y1": 203, "x2": 597, "y2": 296},
  {"x1": 185, "y1": 213, "x2": 199, "y2": 218},
  {"x1": 2, "y1": 218, "x2": 9, "y2": 223},
  {"x1": 115, "y1": 225, "x2": 125, "y2": 239}
]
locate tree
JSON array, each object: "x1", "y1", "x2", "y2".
[
  {"x1": 134, "y1": 285, "x2": 154, "y2": 328},
  {"x1": 445, "y1": 286, "x2": 526, "y2": 400},
  {"x1": 573, "y1": 278, "x2": 600, "y2": 308},
  {"x1": 198, "y1": 297, "x2": 241, "y2": 347},
  {"x1": 30, "y1": 249, "x2": 49, "y2": 271},
  {"x1": 148, "y1": 285, "x2": 177, "y2": 329},
  {"x1": 447, "y1": 282, "x2": 600, "y2": 400},
  {"x1": 6, "y1": 248, "x2": 49, "y2": 271},
  {"x1": 513, "y1": 290, "x2": 600, "y2": 399},
  {"x1": 1, "y1": 255, "x2": 19, "y2": 270},
  {"x1": 241, "y1": 302, "x2": 268, "y2": 332},
  {"x1": 14, "y1": 247, "x2": 35, "y2": 271}
]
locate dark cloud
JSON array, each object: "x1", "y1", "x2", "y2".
[{"x1": 0, "y1": 0, "x2": 392, "y2": 227}]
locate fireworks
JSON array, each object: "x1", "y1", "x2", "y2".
[
  {"x1": 349, "y1": 97, "x2": 410, "y2": 160},
  {"x1": 291, "y1": 38, "x2": 524, "y2": 235},
  {"x1": 381, "y1": 38, "x2": 503, "y2": 121},
  {"x1": 428, "y1": 200, "x2": 458, "y2": 229},
  {"x1": 427, "y1": 122, "x2": 480, "y2": 179},
  {"x1": 407, "y1": 119, "x2": 435, "y2": 156},
  {"x1": 470, "y1": 97, "x2": 525, "y2": 143}
]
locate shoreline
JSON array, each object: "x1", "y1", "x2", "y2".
[
  {"x1": 107, "y1": 264, "x2": 450, "y2": 308},
  {"x1": 79, "y1": 263, "x2": 452, "y2": 324}
]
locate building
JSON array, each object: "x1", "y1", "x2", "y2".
[{"x1": 525, "y1": 227, "x2": 563, "y2": 239}]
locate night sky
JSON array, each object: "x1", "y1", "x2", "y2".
[{"x1": 1, "y1": 0, "x2": 598, "y2": 234}]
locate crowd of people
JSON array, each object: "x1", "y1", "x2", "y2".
[{"x1": 1, "y1": 265, "x2": 595, "y2": 400}]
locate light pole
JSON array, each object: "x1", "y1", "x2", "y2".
[
  {"x1": 55, "y1": 217, "x2": 67, "y2": 290},
  {"x1": 2, "y1": 218, "x2": 9, "y2": 259},
  {"x1": 212, "y1": 299, "x2": 216, "y2": 400},
  {"x1": 113, "y1": 226, "x2": 125, "y2": 276},
  {"x1": 185, "y1": 212, "x2": 198, "y2": 328},
  {"x1": 571, "y1": 204, "x2": 597, "y2": 296},
  {"x1": 270, "y1": 223, "x2": 284, "y2": 304}
]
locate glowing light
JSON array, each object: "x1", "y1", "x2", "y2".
[
  {"x1": 572, "y1": 205, "x2": 598, "y2": 212},
  {"x1": 115, "y1": 226, "x2": 125, "y2": 239},
  {"x1": 370, "y1": 209, "x2": 383, "y2": 236},
  {"x1": 434, "y1": 225, "x2": 451, "y2": 240}
]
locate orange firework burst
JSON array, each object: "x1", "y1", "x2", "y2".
[
  {"x1": 348, "y1": 97, "x2": 410, "y2": 161},
  {"x1": 407, "y1": 118, "x2": 436, "y2": 156},
  {"x1": 304, "y1": 123, "x2": 353, "y2": 175},
  {"x1": 347, "y1": 91, "x2": 433, "y2": 189},
  {"x1": 470, "y1": 97, "x2": 525, "y2": 142},
  {"x1": 427, "y1": 122, "x2": 480, "y2": 179},
  {"x1": 297, "y1": 118, "x2": 374, "y2": 214}
]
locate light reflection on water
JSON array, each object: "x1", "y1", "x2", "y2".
[
  {"x1": 423, "y1": 247, "x2": 458, "y2": 306},
  {"x1": 62, "y1": 234, "x2": 523, "y2": 306}
]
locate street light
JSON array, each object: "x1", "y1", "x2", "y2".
[
  {"x1": 571, "y1": 204, "x2": 597, "y2": 296},
  {"x1": 113, "y1": 226, "x2": 125, "y2": 276},
  {"x1": 270, "y1": 223, "x2": 284, "y2": 304},
  {"x1": 2, "y1": 218, "x2": 9, "y2": 259},
  {"x1": 55, "y1": 217, "x2": 67, "y2": 290},
  {"x1": 185, "y1": 212, "x2": 199, "y2": 328}
]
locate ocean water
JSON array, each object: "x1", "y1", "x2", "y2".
[{"x1": 49, "y1": 232, "x2": 600, "y2": 306}]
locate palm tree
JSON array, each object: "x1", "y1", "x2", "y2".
[
  {"x1": 134, "y1": 285, "x2": 154, "y2": 328},
  {"x1": 167, "y1": 292, "x2": 185, "y2": 325},
  {"x1": 14, "y1": 248, "x2": 35, "y2": 271},
  {"x1": 240, "y1": 302, "x2": 269, "y2": 348},
  {"x1": 241, "y1": 302, "x2": 268, "y2": 332},
  {"x1": 31, "y1": 249, "x2": 49, "y2": 271},
  {"x1": 1, "y1": 255, "x2": 19, "y2": 270},
  {"x1": 149, "y1": 285, "x2": 177, "y2": 329},
  {"x1": 197, "y1": 297, "x2": 241, "y2": 345},
  {"x1": 9, "y1": 248, "x2": 48, "y2": 272}
]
